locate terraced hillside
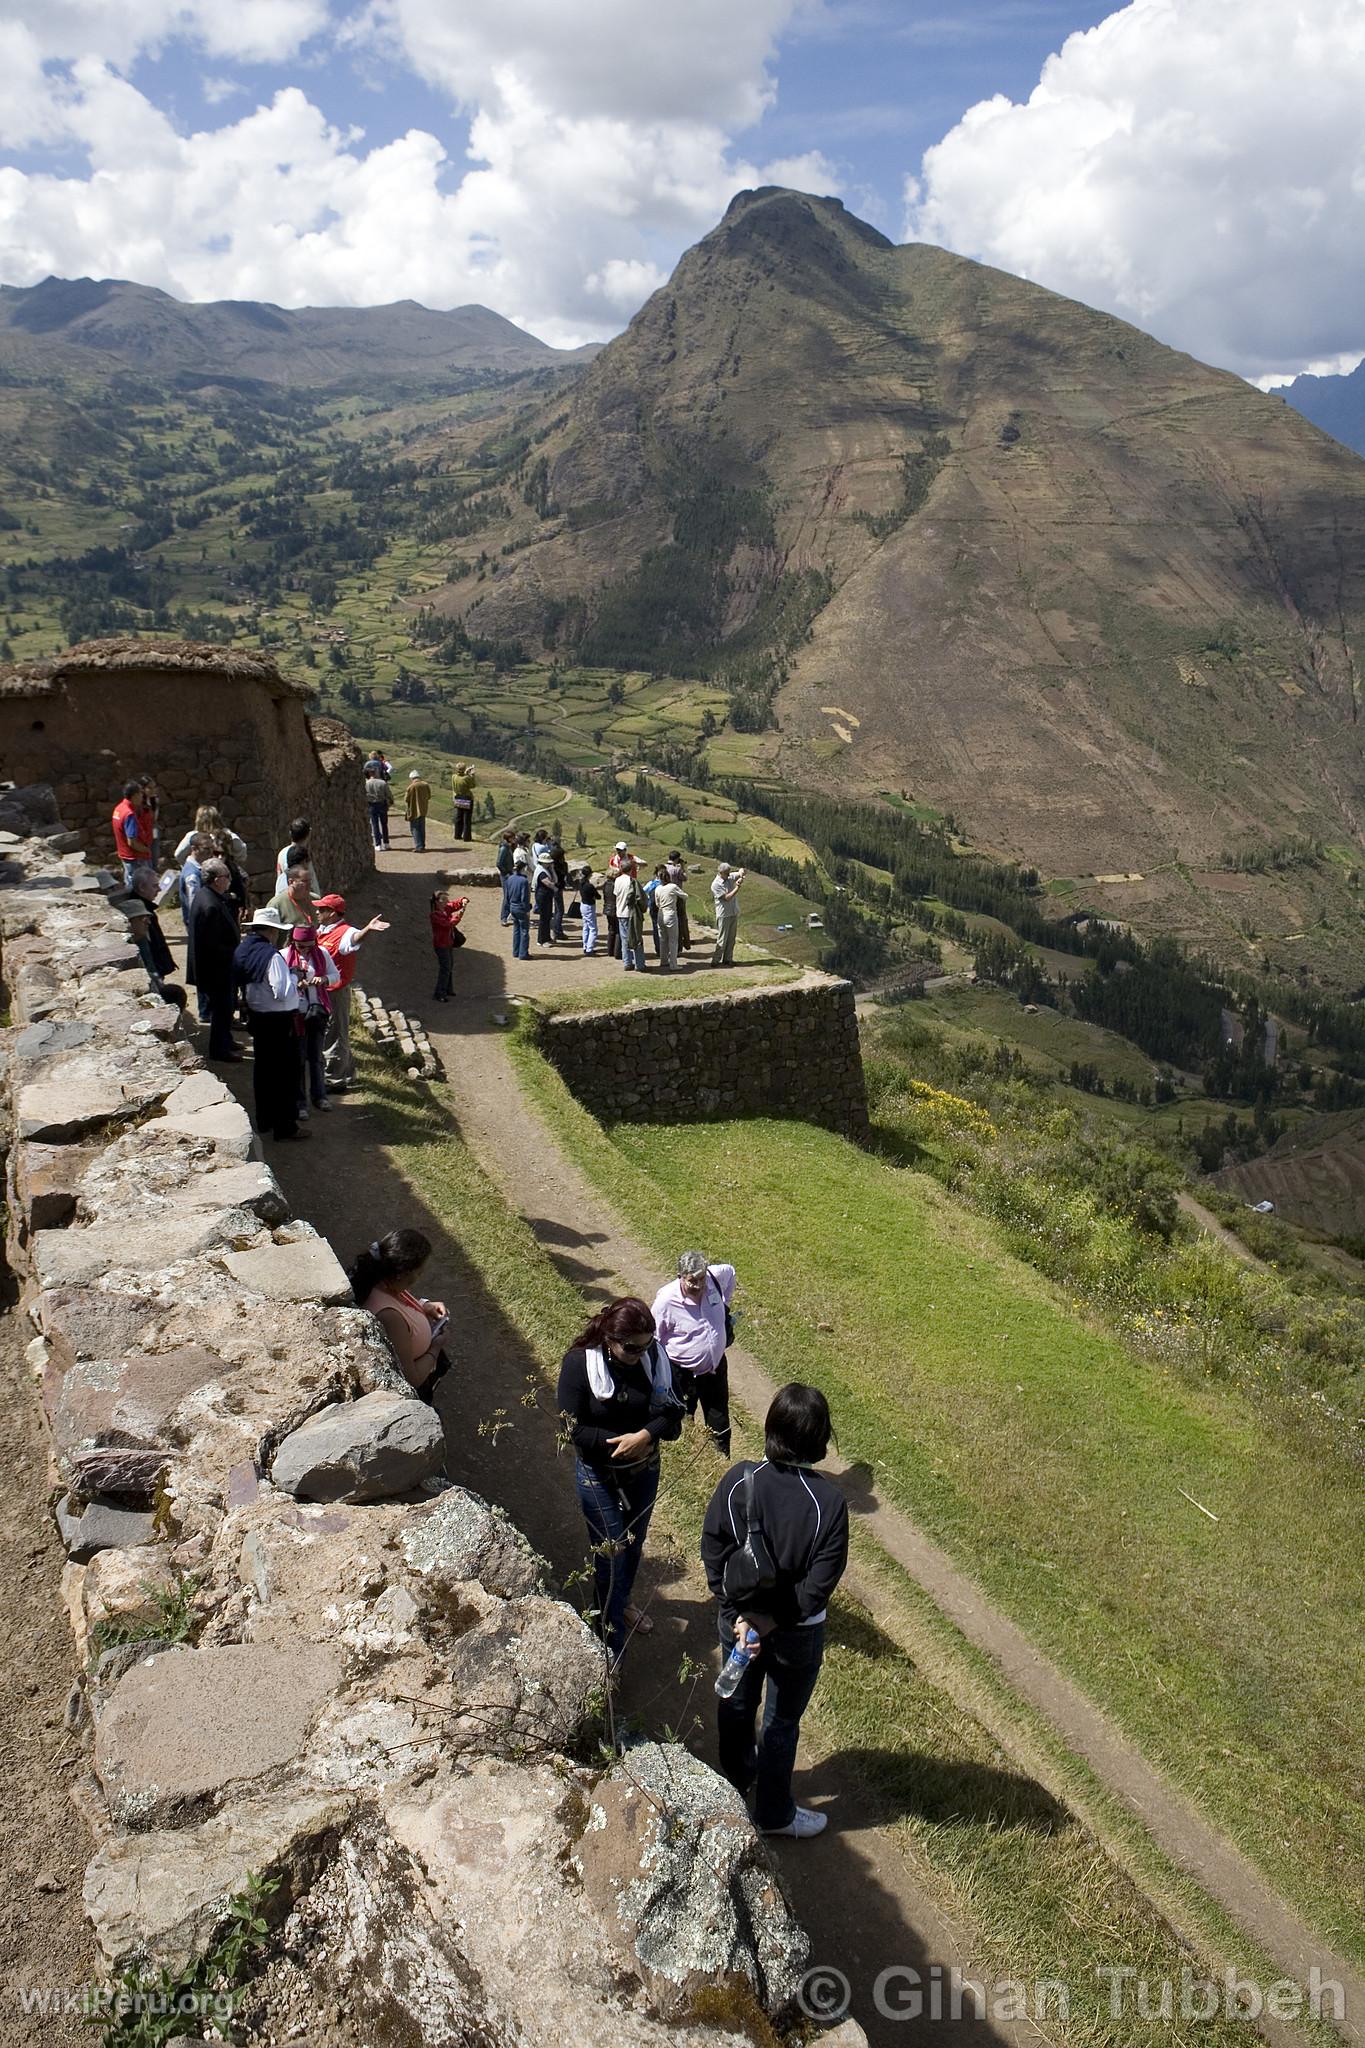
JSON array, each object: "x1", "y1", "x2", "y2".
[{"x1": 1215, "y1": 1108, "x2": 1365, "y2": 1240}]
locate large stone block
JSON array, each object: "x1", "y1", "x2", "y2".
[
  {"x1": 270, "y1": 1391, "x2": 445, "y2": 1503},
  {"x1": 222, "y1": 1235, "x2": 352, "y2": 1303},
  {"x1": 32, "y1": 1206, "x2": 263, "y2": 1289},
  {"x1": 94, "y1": 1643, "x2": 341, "y2": 1827},
  {"x1": 84, "y1": 1791, "x2": 351, "y2": 1970},
  {"x1": 56, "y1": 1495, "x2": 159, "y2": 1563}
]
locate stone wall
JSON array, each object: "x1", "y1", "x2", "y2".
[
  {"x1": 0, "y1": 639, "x2": 375, "y2": 897},
  {"x1": 0, "y1": 788, "x2": 836, "y2": 2048},
  {"x1": 536, "y1": 971, "x2": 871, "y2": 1137}
]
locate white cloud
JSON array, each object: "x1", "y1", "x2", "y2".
[
  {"x1": 351, "y1": 0, "x2": 795, "y2": 127},
  {"x1": 6, "y1": 0, "x2": 328, "y2": 69},
  {"x1": 0, "y1": 2, "x2": 839, "y2": 345},
  {"x1": 903, "y1": 0, "x2": 1365, "y2": 381}
]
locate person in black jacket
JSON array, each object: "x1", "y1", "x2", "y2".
[
  {"x1": 188, "y1": 858, "x2": 242, "y2": 1061},
  {"x1": 557, "y1": 1297, "x2": 683, "y2": 1664},
  {"x1": 701, "y1": 1383, "x2": 848, "y2": 1839}
]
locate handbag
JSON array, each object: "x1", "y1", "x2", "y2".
[
  {"x1": 722, "y1": 1465, "x2": 776, "y2": 1604},
  {"x1": 449, "y1": 926, "x2": 467, "y2": 947},
  {"x1": 709, "y1": 1269, "x2": 736, "y2": 1348}
]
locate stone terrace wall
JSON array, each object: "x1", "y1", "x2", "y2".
[
  {"x1": 537, "y1": 971, "x2": 870, "y2": 1138},
  {"x1": 0, "y1": 789, "x2": 827, "y2": 2048},
  {"x1": 0, "y1": 639, "x2": 375, "y2": 897}
]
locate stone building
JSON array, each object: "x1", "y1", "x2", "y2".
[{"x1": 0, "y1": 637, "x2": 374, "y2": 895}]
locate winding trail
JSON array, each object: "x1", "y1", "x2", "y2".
[
  {"x1": 496, "y1": 785, "x2": 573, "y2": 834},
  {"x1": 1176, "y1": 1191, "x2": 1266, "y2": 1269},
  {"x1": 245, "y1": 821, "x2": 1362, "y2": 2048}
]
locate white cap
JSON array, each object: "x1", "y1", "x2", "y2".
[
  {"x1": 409, "y1": 769, "x2": 421, "y2": 780},
  {"x1": 615, "y1": 841, "x2": 628, "y2": 852}
]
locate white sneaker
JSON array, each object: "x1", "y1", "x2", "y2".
[
  {"x1": 297, "y1": 1105, "x2": 310, "y2": 1121},
  {"x1": 761, "y1": 1806, "x2": 827, "y2": 1839}
]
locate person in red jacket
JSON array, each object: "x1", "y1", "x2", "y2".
[
  {"x1": 430, "y1": 885, "x2": 468, "y2": 1002},
  {"x1": 111, "y1": 778, "x2": 155, "y2": 885},
  {"x1": 315, "y1": 894, "x2": 388, "y2": 1090}
]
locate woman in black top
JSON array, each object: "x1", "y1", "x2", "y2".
[
  {"x1": 557, "y1": 1297, "x2": 682, "y2": 1663},
  {"x1": 701, "y1": 1383, "x2": 848, "y2": 1839}
]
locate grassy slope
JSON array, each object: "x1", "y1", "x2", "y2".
[
  {"x1": 351, "y1": 1031, "x2": 1307, "y2": 2047},
  {"x1": 507, "y1": 1035, "x2": 1365, "y2": 1971}
]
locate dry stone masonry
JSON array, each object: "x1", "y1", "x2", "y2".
[
  {"x1": 0, "y1": 638, "x2": 375, "y2": 898},
  {"x1": 0, "y1": 784, "x2": 838, "y2": 2048},
  {"x1": 351, "y1": 984, "x2": 444, "y2": 1081},
  {"x1": 537, "y1": 969, "x2": 871, "y2": 1137}
]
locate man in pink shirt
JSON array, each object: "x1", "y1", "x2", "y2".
[{"x1": 651, "y1": 1249, "x2": 736, "y2": 1457}]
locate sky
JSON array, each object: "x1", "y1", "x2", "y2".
[{"x1": 0, "y1": 0, "x2": 1361, "y2": 384}]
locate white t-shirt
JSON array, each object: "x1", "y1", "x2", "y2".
[{"x1": 276, "y1": 846, "x2": 321, "y2": 894}]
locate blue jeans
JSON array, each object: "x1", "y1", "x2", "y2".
[
  {"x1": 410, "y1": 814, "x2": 426, "y2": 852},
  {"x1": 433, "y1": 946, "x2": 453, "y2": 998},
  {"x1": 581, "y1": 906, "x2": 598, "y2": 954},
  {"x1": 510, "y1": 913, "x2": 529, "y2": 959},
  {"x1": 574, "y1": 1458, "x2": 659, "y2": 1660},
  {"x1": 499, "y1": 875, "x2": 513, "y2": 923},
  {"x1": 716, "y1": 1618, "x2": 825, "y2": 1829},
  {"x1": 368, "y1": 802, "x2": 389, "y2": 848}
]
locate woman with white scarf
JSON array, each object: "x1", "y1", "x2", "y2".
[{"x1": 557, "y1": 1297, "x2": 683, "y2": 1663}]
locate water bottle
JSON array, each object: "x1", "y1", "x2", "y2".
[{"x1": 715, "y1": 1626, "x2": 760, "y2": 1699}]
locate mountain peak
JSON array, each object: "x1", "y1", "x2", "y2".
[{"x1": 718, "y1": 185, "x2": 894, "y2": 251}]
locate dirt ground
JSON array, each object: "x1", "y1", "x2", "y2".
[{"x1": 0, "y1": 1301, "x2": 95, "y2": 2047}]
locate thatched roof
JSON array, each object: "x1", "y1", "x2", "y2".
[{"x1": 0, "y1": 637, "x2": 312, "y2": 701}]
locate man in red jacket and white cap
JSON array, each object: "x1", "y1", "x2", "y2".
[{"x1": 315, "y1": 894, "x2": 388, "y2": 1090}]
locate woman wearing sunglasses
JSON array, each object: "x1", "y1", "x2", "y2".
[{"x1": 557, "y1": 1297, "x2": 683, "y2": 1663}]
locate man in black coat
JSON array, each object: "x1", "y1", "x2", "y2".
[{"x1": 189, "y1": 857, "x2": 243, "y2": 1061}]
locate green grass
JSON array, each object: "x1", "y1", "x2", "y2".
[
  {"x1": 507, "y1": 1035, "x2": 1365, "y2": 1975},
  {"x1": 525, "y1": 959, "x2": 799, "y2": 1018},
  {"x1": 349, "y1": 1033, "x2": 1322, "y2": 2046}
]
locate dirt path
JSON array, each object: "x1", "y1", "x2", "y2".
[
  {"x1": 1177, "y1": 1191, "x2": 1266, "y2": 1268},
  {"x1": 223, "y1": 820, "x2": 1363, "y2": 2045},
  {"x1": 0, "y1": 1302, "x2": 95, "y2": 2046},
  {"x1": 497, "y1": 785, "x2": 573, "y2": 834}
]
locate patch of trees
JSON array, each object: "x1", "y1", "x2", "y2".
[
  {"x1": 1070, "y1": 938, "x2": 1223, "y2": 1067},
  {"x1": 971, "y1": 933, "x2": 1053, "y2": 1004},
  {"x1": 852, "y1": 433, "x2": 950, "y2": 540}
]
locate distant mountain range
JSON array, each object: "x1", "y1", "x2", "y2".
[
  {"x1": 1279, "y1": 359, "x2": 1365, "y2": 458},
  {"x1": 0, "y1": 275, "x2": 595, "y2": 388}
]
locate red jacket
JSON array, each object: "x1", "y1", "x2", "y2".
[
  {"x1": 112, "y1": 798, "x2": 153, "y2": 863},
  {"x1": 430, "y1": 901, "x2": 465, "y2": 949}
]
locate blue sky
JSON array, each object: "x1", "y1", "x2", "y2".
[{"x1": 1, "y1": 0, "x2": 1361, "y2": 380}]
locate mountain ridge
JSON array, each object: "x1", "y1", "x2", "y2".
[
  {"x1": 1279, "y1": 357, "x2": 1365, "y2": 458},
  {"x1": 0, "y1": 273, "x2": 597, "y2": 387}
]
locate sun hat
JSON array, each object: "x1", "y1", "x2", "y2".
[
  {"x1": 409, "y1": 769, "x2": 421, "y2": 780},
  {"x1": 249, "y1": 906, "x2": 290, "y2": 931}
]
